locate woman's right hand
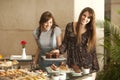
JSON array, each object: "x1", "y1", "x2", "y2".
[
  {"x1": 33, "y1": 57, "x2": 38, "y2": 65},
  {"x1": 31, "y1": 61, "x2": 39, "y2": 70},
  {"x1": 50, "y1": 49, "x2": 60, "y2": 54},
  {"x1": 33, "y1": 60, "x2": 37, "y2": 65}
]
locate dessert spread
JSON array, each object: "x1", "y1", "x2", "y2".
[{"x1": 46, "y1": 52, "x2": 59, "y2": 58}]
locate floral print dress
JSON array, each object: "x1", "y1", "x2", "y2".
[{"x1": 59, "y1": 22, "x2": 99, "y2": 71}]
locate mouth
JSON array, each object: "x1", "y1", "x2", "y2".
[{"x1": 81, "y1": 20, "x2": 86, "y2": 24}]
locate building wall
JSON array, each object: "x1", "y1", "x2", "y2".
[
  {"x1": 74, "y1": 0, "x2": 104, "y2": 21},
  {"x1": 111, "y1": 0, "x2": 120, "y2": 25},
  {"x1": 0, "y1": 0, "x2": 73, "y2": 57}
]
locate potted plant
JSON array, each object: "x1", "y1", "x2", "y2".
[{"x1": 96, "y1": 19, "x2": 120, "y2": 80}]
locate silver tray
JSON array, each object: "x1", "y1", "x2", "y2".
[{"x1": 41, "y1": 56, "x2": 66, "y2": 61}]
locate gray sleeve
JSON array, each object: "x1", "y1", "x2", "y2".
[
  {"x1": 54, "y1": 27, "x2": 62, "y2": 37},
  {"x1": 33, "y1": 28, "x2": 39, "y2": 39}
]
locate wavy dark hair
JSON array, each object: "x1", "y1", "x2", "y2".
[
  {"x1": 76, "y1": 7, "x2": 96, "y2": 52},
  {"x1": 37, "y1": 11, "x2": 58, "y2": 38}
]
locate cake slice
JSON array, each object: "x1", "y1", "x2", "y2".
[
  {"x1": 45, "y1": 53, "x2": 52, "y2": 58},
  {"x1": 72, "y1": 64, "x2": 81, "y2": 73}
]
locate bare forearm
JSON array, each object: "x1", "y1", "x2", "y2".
[{"x1": 33, "y1": 48, "x2": 40, "y2": 64}]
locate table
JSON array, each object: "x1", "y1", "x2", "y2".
[
  {"x1": 10, "y1": 55, "x2": 33, "y2": 69},
  {"x1": 0, "y1": 55, "x2": 95, "y2": 80}
]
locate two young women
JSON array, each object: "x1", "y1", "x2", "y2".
[{"x1": 33, "y1": 7, "x2": 99, "y2": 72}]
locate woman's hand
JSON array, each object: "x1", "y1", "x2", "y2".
[
  {"x1": 33, "y1": 60, "x2": 37, "y2": 64},
  {"x1": 50, "y1": 49, "x2": 60, "y2": 54}
]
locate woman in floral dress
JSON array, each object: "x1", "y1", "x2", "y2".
[{"x1": 53, "y1": 7, "x2": 99, "y2": 72}]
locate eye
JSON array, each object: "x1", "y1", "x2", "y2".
[
  {"x1": 88, "y1": 16, "x2": 91, "y2": 19},
  {"x1": 83, "y1": 14, "x2": 86, "y2": 17},
  {"x1": 49, "y1": 21, "x2": 52, "y2": 24}
]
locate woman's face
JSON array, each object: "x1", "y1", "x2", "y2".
[
  {"x1": 43, "y1": 18, "x2": 53, "y2": 31},
  {"x1": 81, "y1": 11, "x2": 91, "y2": 25}
]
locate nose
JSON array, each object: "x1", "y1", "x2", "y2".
[
  {"x1": 45, "y1": 22, "x2": 50, "y2": 26},
  {"x1": 85, "y1": 17, "x2": 88, "y2": 20}
]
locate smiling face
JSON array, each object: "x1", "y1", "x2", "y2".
[
  {"x1": 81, "y1": 11, "x2": 91, "y2": 25},
  {"x1": 43, "y1": 18, "x2": 53, "y2": 31}
]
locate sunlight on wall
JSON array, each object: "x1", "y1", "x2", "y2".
[{"x1": 74, "y1": 0, "x2": 104, "y2": 22}]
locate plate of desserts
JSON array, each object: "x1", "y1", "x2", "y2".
[
  {"x1": 46, "y1": 62, "x2": 71, "y2": 73},
  {"x1": 41, "y1": 52, "x2": 66, "y2": 61},
  {"x1": 71, "y1": 70, "x2": 82, "y2": 76},
  {"x1": 71, "y1": 64, "x2": 83, "y2": 76}
]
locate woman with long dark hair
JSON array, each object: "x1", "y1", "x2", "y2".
[
  {"x1": 52, "y1": 7, "x2": 99, "y2": 79},
  {"x1": 33, "y1": 11, "x2": 62, "y2": 70}
]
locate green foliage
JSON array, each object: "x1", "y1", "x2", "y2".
[
  {"x1": 104, "y1": 21, "x2": 120, "y2": 62},
  {"x1": 118, "y1": 10, "x2": 120, "y2": 14},
  {"x1": 96, "y1": 63, "x2": 120, "y2": 80},
  {"x1": 96, "y1": 20, "x2": 120, "y2": 80}
]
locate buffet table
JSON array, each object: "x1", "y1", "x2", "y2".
[
  {"x1": 0, "y1": 55, "x2": 95, "y2": 80},
  {"x1": 0, "y1": 55, "x2": 33, "y2": 70}
]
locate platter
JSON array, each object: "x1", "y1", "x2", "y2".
[
  {"x1": 71, "y1": 71, "x2": 83, "y2": 76},
  {"x1": 10, "y1": 55, "x2": 32, "y2": 61},
  {"x1": 41, "y1": 55, "x2": 66, "y2": 61},
  {"x1": 46, "y1": 67, "x2": 72, "y2": 73},
  {"x1": 70, "y1": 68, "x2": 83, "y2": 76}
]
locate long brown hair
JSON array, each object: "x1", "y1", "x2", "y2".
[
  {"x1": 37, "y1": 11, "x2": 57, "y2": 38},
  {"x1": 76, "y1": 7, "x2": 96, "y2": 53}
]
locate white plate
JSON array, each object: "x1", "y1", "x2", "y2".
[
  {"x1": 71, "y1": 72, "x2": 82, "y2": 76},
  {"x1": 41, "y1": 56, "x2": 66, "y2": 61},
  {"x1": 71, "y1": 69, "x2": 83, "y2": 76},
  {"x1": 46, "y1": 67, "x2": 72, "y2": 73},
  {"x1": 46, "y1": 67, "x2": 59, "y2": 73},
  {"x1": 10, "y1": 55, "x2": 32, "y2": 60}
]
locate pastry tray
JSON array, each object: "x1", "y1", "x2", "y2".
[
  {"x1": 41, "y1": 56, "x2": 66, "y2": 61},
  {"x1": 71, "y1": 70, "x2": 83, "y2": 76}
]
